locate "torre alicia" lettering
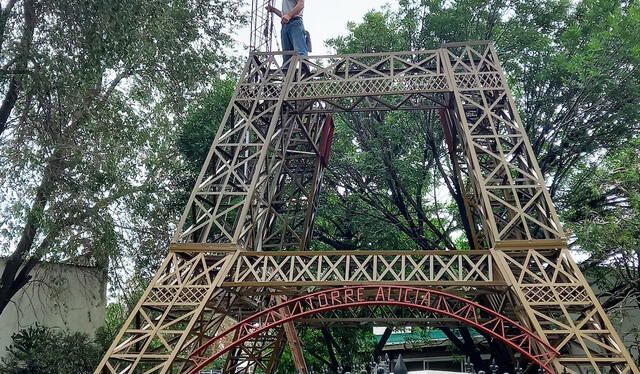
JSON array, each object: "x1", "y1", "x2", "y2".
[{"x1": 292, "y1": 286, "x2": 439, "y2": 314}]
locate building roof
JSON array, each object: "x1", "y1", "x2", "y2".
[{"x1": 376, "y1": 329, "x2": 482, "y2": 345}]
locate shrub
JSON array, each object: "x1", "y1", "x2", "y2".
[{"x1": 0, "y1": 325, "x2": 101, "y2": 374}]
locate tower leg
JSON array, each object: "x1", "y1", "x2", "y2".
[
  {"x1": 283, "y1": 322, "x2": 309, "y2": 374},
  {"x1": 442, "y1": 42, "x2": 640, "y2": 374},
  {"x1": 93, "y1": 247, "x2": 238, "y2": 374},
  {"x1": 495, "y1": 247, "x2": 639, "y2": 374},
  {"x1": 276, "y1": 294, "x2": 309, "y2": 374}
]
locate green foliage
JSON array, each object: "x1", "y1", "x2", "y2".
[
  {"x1": 322, "y1": 0, "x2": 640, "y2": 257},
  {"x1": 315, "y1": 111, "x2": 460, "y2": 252},
  {"x1": 330, "y1": 0, "x2": 640, "y2": 197},
  {"x1": 0, "y1": 0, "x2": 245, "y2": 313},
  {"x1": 0, "y1": 325, "x2": 102, "y2": 374},
  {"x1": 318, "y1": 0, "x2": 640, "y2": 362},
  {"x1": 564, "y1": 139, "x2": 640, "y2": 279},
  {"x1": 95, "y1": 303, "x2": 128, "y2": 352},
  {"x1": 560, "y1": 138, "x2": 640, "y2": 357},
  {"x1": 276, "y1": 327, "x2": 376, "y2": 373},
  {"x1": 178, "y1": 78, "x2": 237, "y2": 172}
]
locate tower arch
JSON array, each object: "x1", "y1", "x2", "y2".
[{"x1": 188, "y1": 286, "x2": 559, "y2": 374}]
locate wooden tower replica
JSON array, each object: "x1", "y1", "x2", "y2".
[{"x1": 95, "y1": 1, "x2": 640, "y2": 373}]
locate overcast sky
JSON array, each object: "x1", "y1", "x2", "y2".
[{"x1": 233, "y1": 1, "x2": 398, "y2": 56}]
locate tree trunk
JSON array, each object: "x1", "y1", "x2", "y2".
[
  {"x1": 0, "y1": 0, "x2": 36, "y2": 136},
  {"x1": 0, "y1": 152, "x2": 60, "y2": 316},
  {"x1": 321, "y1": 328, "x2": 340, "y2": 372},
  {"x1": 0, "y1": 0, "x2": 18, "y2": 51},
  {"x1": 373, "y1": 327, "x2": 392, "y2": 362},
  {"x1": 475, "y1": 328, "x2": 514, "y2": 372},
  {"x1": 441, "y1": 327, "x2": 485, "y2": 371}
]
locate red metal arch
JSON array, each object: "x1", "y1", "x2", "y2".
[{"x1": 189, "y1": 286, "x2": 559, "y2": 373}]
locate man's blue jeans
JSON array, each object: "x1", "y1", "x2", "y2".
[{"x1": 281, "y1": 18, "x2": 308, "y2": 69}]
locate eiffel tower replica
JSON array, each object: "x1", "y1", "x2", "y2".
[{"x1": 95, "y1": 1, "x2": 640, "y2": 373}]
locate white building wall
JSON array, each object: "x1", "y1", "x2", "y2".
[{"x1": 0, "y1": 259, "x2": 106, "y2": 358}]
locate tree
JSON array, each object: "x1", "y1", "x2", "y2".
[
  {"x1": 95, "y1": 303, "x2": 129, "y2": 353},
  {"x1": 0, "y1": 0, "x2": 244, "y2": 316},
  {"x1": 177, "y1": 77, "x2": 237, "y2": 173},
  {"x1": 315, "y1": 111, "x2": 463, "y2": 253},
  {"x1": 562, "y1": 138, "x2": 640, "y2": 357},
  {"x1": 331, "y1": 0, "x2": 640, "y2": 195},
  {"x1": 0, "y1": 325, "x2": 102, "y2": 374},
  {"x1": 276, "y1": 327, "x2": 376, "y2": 373},
  {"x1": 322, "y1": 0, "x2": 640, "y2": 369}
]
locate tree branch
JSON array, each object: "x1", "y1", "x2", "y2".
[
  {"x1": 0, "y1": 0, "x2": 18, "y2": 51},
  {"x1": 0, "y1": 0, "x2": 36, "y2": 136}
]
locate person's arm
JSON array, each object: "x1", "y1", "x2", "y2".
[
  {"x1": 281, "y1": 0, "x2": 304, "y2": 24},
  {"x1": 266, "y1": 5, "x2": 283, "y2": 18}
]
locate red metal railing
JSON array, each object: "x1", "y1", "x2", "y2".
[{"x1": 189, "y1": 286, "x2": 559, "y2": 373}]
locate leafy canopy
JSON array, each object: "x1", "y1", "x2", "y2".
[{"x1": 0, "y1": 325, "x2": 102, "y2": 374}]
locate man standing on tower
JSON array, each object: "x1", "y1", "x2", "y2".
[{"x1": 266, "y1": 0, "x2": 308, "y2": 69}]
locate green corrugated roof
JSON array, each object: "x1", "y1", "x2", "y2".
[{"x1": 376, "y1": 329, "x2": 481, "y2": 345}]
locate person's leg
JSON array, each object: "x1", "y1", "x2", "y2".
[
  {"x1": 281, "y1": 24, "x2": 294, "y2": 69},
  {"x1": 288, "y1": 19, "x2": 309, "y2": 75},
  {"x1": 289, "y1": 19, "x2": 308, "y2": 56}
]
